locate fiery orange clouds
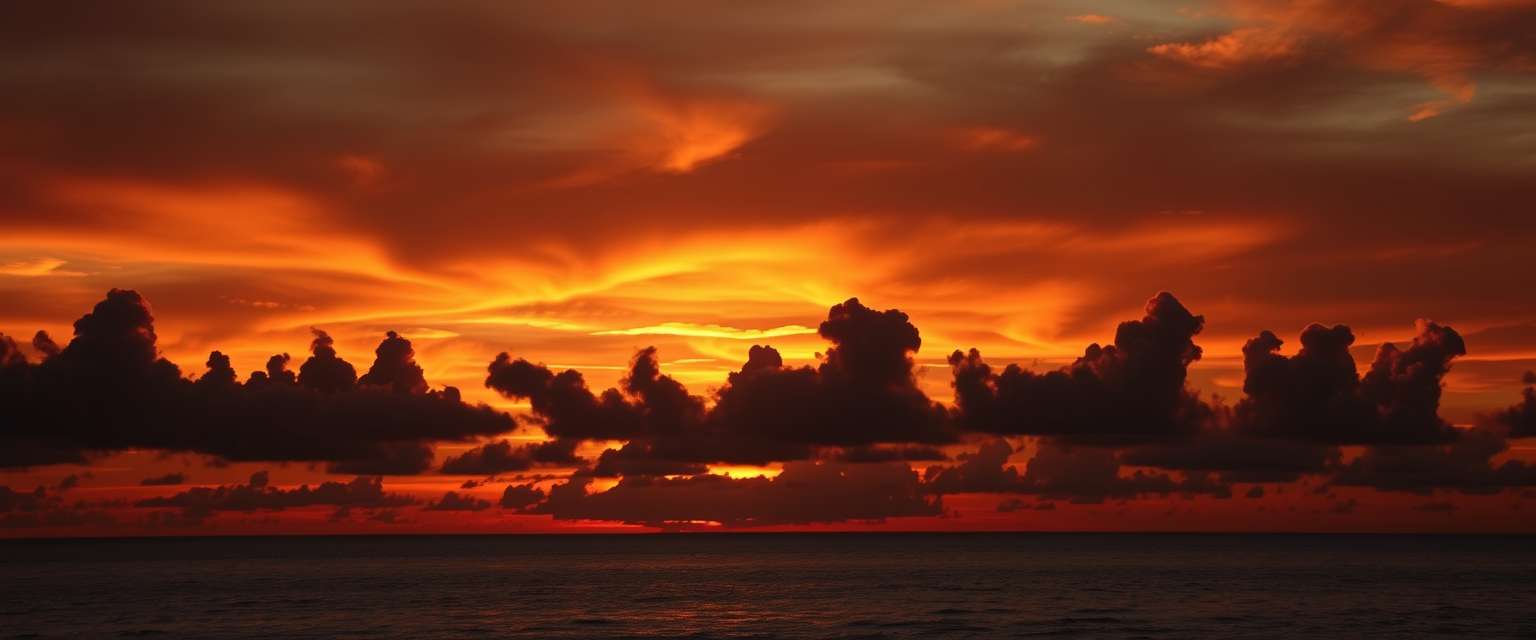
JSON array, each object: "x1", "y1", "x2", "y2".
[{"x1": 2, "y1": 0, "x2": 1535, "y2": 536}]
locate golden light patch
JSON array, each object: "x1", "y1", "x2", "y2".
[{"x1": 593, "y1": 322, "x2": 816, "y2": 340}]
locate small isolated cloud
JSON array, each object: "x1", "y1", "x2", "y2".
[
  {"x1": 1068, "y1": 14, "x2": 1114, "y2": 25},
  {"x1": 953, "y1": 127, "x2": 1038, "y2": 153},
  {"x1": 0, "y1": 257, "x2": 84, "y2": 277},
  {"x1": 1148, "y1": 28, "x2": 1300, "y2": 69}
]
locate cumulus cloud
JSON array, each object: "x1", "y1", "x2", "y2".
[
  {"x1": 473, "y1": 288, "x2": 1536, "y2": 513},
  {"x1": 486, "y1": 298, "x2": 952, "y2": 471},
  {"x1": 708, "y1": 298, "x2": 953, "y2": 447},
  {"x1": 485, "y1": 346, "x2": 704, "y2": 442},
  {"x1": 357, "y1": 331, "x2": 429, "y2": 394},
  {"x1": 296, "y1": 329, "x2": 357, "y2": 393},
  {"x1": 0, "y1": 289, "x2": 514, "y2": 473},
  {"x1": 948, "y1": 292, "x2": 1212, "y2": 444},
  {"x1": 7, "y1": 287, "x2": 1536, "y2": 528},
  {"x1": 1235, "y1": 320, "x2": 1465, "y2": 444}
]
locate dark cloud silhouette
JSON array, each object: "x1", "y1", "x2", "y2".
[
  {"x1": 31, "y1": 331, "x2": 60, "y2": 359},
  {"x1": 200, "y1": 351, "x2": 237, "y2": 388},
  {"x1": 140, "y1": 472, "x2": 188, "y2": 486},
  {"x1": 1492, "y1": 371, "x2": 1536, "y2": 438},
  {"x1": 996, "y1": 498, "x2": 1042, "y2": 513},
  {"x1": 923, "y1": 439, "x2": 1026, "y2": 494},
  {"x1": 0, "y1": 334, "x2": 24, "y2": 367},
  {"x1": 424, "y1": 491, "x2": 491, "y2": 511},
  {"x1": 324, "y1": 441, "x2": 436, "y2": 476},
  {"x1": 0, "y1": 331, "x2": 83, "y2": 467},
  {"x1": 3, "y1": 289, "x2": 187, "y2": 459},
  {"x1": 357, "y1": 331, "x2": 428, "y2": 394},
  {"x1": 247, "y1": 353, "x2": 296, "y2": 386},
  {"x1": 826, "y1": 444, "x2": 948, "y2": 464},
  {"x1": 499, "y1": 483, "x2": 546, "y2": 511},
  {"x1": 485, "y1": 298, "x2": 951, "y2": 472},
  {"x1": 708, "y1": 299, "x2": 952, "y2": 447},
  {"x1": 532, "y1": 460, "x2": 940, "y2": 528},
  {"x1": 7, "y1": 286, "x2": 1536, "y2": 530},
  {"x1": 471, "y1": 289, "x2": 1533, "y2": 519},
  {"x1": 0, "y1": 289, "x2": 513, "y2": 473},
  {"x1": 1120, "y1": 433, "x2": 1339, "y2": 483},
  {"x1": 136, "y1": 475, "x2": 413, "y2": 519},
  {"x1": 200, "y1": 328, "x2": 511, "y2": 472},
  {"x1": 1007, "y1": 442, "x2": 1234, "y2": 500},
  {"x1": 0, "y1": 485, "x2": 47, "y2": 513},
  {"x1": 297, "y1": 329, "x2": 358, "y2": 393},
  {"x1": 590, "y1": 442, "x2": 709, "y2": 478},
  {"x1": 1235, "y1": 321, "x2": 1465, "y2": 444},
  {"x1": 0, "y1": 486, "x2": 115, "y2": 529},
  {"x1": 948, "y1": 292, "x2": 1211, "y2": 444},
  {"x1": 1111, "y1": 316, "x2": 1475, "y2": 492},
  {"x1": 923, "y1": 439, "x2": 1231, "y2": 503},
  {"x1": 485, "y1": 346, "x2": 703, "y2": 441},
  {"x1": 439, "y1": 438, "x2": 582, "y2": 475},
  {"x1": 1331, "y1": 427, "x2": 1536, "y2": 495}
]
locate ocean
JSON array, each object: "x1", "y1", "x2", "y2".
[{"x1": 2, "y1": 533, "x2": 1532, "y2": 638}]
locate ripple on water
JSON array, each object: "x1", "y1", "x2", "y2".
[{"x1": 0, "y1": 533, "x2": 1531, "y2": 640}]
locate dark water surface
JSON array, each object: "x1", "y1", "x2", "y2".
[{"x1": 2, "y1": 533, "x2": 1532, "y2": 639}]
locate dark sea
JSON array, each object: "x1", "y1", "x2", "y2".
[{"x1": 2, "y1": 533, "x2": 1532, "y2": 639}]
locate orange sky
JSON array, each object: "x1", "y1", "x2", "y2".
[{"x1": 2, "y1": 0, "x2": 1535, "y2": 537}]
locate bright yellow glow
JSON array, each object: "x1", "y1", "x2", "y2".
[{"x1": 593, "y1": 322, "x2": 816, "y2": 340}]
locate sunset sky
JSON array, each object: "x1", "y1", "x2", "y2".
[{"x1": 3, "y1": 0, "x2": 1535, "y2": 536}]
